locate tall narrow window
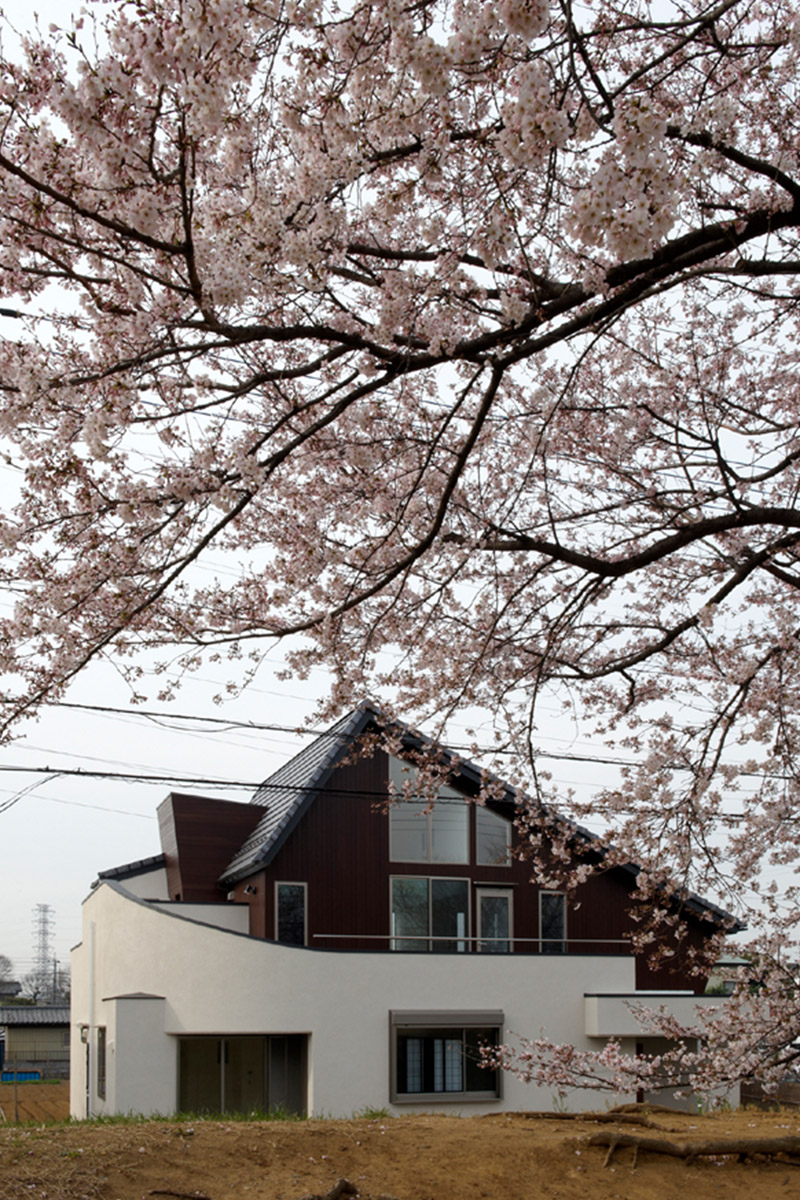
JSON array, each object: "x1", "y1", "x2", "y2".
[
  {"x1": 391, "y1": 877, "x2": 429, "y2": 951},
  {"x1": 276, "y1": 882, "x2": 306, "y2": 945},
  {"x1": 96, "y1": 1026, "x2": 106, "y2": 1100},
  {"x1": 540, "y1": 891, "x2": 566, "y2": 954},
  {"x1": 476, "y1": 806, "x2": 512, "y2": 866},
  {"x1": 477, "y1": 889, "x2": 512, "y2": 953}
]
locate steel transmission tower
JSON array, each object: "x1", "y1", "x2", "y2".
[{"x1": 31, "y1": 903, "x2": 55, "y2": 1001}]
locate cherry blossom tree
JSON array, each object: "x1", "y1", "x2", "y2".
[{"x1": 0, "y1": 0, "x2": 799, "y2": 1093}]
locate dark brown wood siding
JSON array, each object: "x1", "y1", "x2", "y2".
[
  {"x1": 156, "y1": 759, "x2": 715, "y2": 993},
  {"x1": 157, "y1": 792, "x2": 268, "y2": 902},
  {"x1": 253, "y1": 751, "x2": 711, "y2": 991}
]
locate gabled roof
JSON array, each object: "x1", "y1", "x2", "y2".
[
  {"x1": 219, "y1": 700, "x2": 742, "y2": 931},
  {"x1": 221, "y1": 703, "x2": 378, "y2": 883}
]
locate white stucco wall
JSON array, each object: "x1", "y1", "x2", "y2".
[
  {"x1": 72, "y1": 881, "x2": 643, "y2": 1119},
  {"x1": 585, "y1": 992, "x2": 725, "y2": 1037},
  {"x1": 149, "y1": 901, "x2": 250, "y2": 933},
  {"x1": 105, "y1": 866, "x2": 170, "y2": 900}
]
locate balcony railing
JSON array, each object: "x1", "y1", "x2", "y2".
[{"x1": 310, "y1": 932, "x2": 633, "y2": 954}]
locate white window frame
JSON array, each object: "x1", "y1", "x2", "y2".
[
  {"x1": 476, "y1": 887, "x2": 513, "y2": 953},
  {"x1": 275, "y1": 881, "x2": 308, "y2": 946}
]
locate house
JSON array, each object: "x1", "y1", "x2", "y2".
[
  {"x1": 70, "y1": 701, "x2": 735, "y2": 1118},
  {"x1": 0, "y1": 1005, "x2": 71, "y2": 1079}
]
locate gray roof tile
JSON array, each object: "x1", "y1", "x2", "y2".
[
  {"x1": 0, "y1": 1006, "x2": 70, "y2": 1026},
  {"x1": 221, "y1": 702, "x2": 378, "y2": 883},
  {"x1": 219, "y1": 700, "x2": 742, "y2": 931},
  {"x1": 97, "y1": 853, "x2": 166, "y2": 882}
]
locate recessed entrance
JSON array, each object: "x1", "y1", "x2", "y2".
[{"x1": 178, "y1": 1034, "x2": 307, "y2": 1115}]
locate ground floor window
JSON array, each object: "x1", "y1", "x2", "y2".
[
  {"x1": 178, "y1": 1034, "x2": 307, "y2": 1115},
  {"x1": 390, "y1": 1010, "x2": 502, "y2": 1102},
  {"x1": 96, "y1": 1027, "x2": 106, "y2": 1100}
]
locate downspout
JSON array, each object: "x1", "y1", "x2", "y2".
[{"x1": 87, "y1": 921, "x2": 95, "y2": 1119}]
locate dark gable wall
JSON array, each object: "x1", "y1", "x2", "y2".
[
  {"x1": 157, "y1": 792, "x2": 268, "y2": 902},
  {"x1": 233, "y1": 751, "x2": 389, "y2": 948},
  {"x1": 233, "y1": 750, "x2": 712, "y2": 993}
]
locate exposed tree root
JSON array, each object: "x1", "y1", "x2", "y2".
[
  {"x1": 483, "y1": 1110, "x2": 669, "y2": 1129},
  {"x1": 299, "y1": 1179, "x2": 360, "y2": 1200},
  {"x1": 589, "y1": 1131, "x2": 800, "y2": 1167},
  {"x1": 149, "y1": 1191, "x2": 213, "y2": 1199},
  {"x1": 608, "y1": 1103, "x2": 684, "y2": 1116}
]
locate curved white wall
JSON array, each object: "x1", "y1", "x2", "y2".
[{"x1": 71, "y1": 881, "x2": 638, "y2": 1118}]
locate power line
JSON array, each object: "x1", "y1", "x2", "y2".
[
  {"x1": 23, "y1": 793, "x2": 154, "y2": 819},
  {"x1": 43, "y1": 699, "x2": 775, "y2": 778},
  {"x1": 0, "y1": 760, "x2": 779, "y2": 828},
  {"x1": 33, "y1": 700, "x2": 662, "y2": 767}
]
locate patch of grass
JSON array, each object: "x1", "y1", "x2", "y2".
[
  {"x1": 352, "y1": 1105, "x2": 391, "y2": 1120},
  {"x1": 66, "y1": 1104, "x2": 309, "y2": 1127},
  {"x1": 74, "y1": 1111, "x2": 159, "y2": 1125}
]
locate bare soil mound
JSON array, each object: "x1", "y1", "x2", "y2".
[{"x1": 2, "y1": 1095, "x2": 800, "y2": 1200}]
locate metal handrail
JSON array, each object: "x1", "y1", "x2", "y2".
[{"x1": 311, "y1": 932, "x2": 632, "y2": 946}]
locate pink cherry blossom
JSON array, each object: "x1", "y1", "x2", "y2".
[{"x1": 0, "y1": 0, "x2": 799, "y2": 1094}]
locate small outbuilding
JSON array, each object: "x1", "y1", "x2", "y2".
[{"x1": 0, "y1": 1005, "x2": 71, "y2": 1080}]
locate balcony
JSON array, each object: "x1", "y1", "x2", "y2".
[
  {"x1": 584, "y1": 992, "x2": 726, "y2": 1038},
  {"x1": 309, "y1": 932, "x2": 633, "y2": 954}
]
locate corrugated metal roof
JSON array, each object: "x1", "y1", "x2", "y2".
[{"x1": 0, "y1": 1006, "x2": 70, "y2": 1026}]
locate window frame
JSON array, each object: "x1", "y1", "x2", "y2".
[
  {"x1": 539, "y1": 890, "x2": 566, "y2": 954},
  {"x1": 389, "y1": 1010, "x2": 503, "y2": 1104},
  {"x1": 96, "y1": 1026, "x2": 106, "y2": 1101},
  {"x1": 390, "y1": 875, "x2": 470, "y2": 952},
  {"x1": 476, "y1": 886, "x2": 513, "y2": 953},
  {"x1": 275, "y1": 881, "x2": 308, "y2": 946},
  {"x1": 388, "y1": 757, "x2": 469, "y2": 865},
  {"x1": 475, "y1": 804, "x2": 512, "y2": 867}
]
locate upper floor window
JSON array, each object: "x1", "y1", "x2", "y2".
[
  {"x1": 476, "y1": 805, "x2": 512, "y2": 866},
  {"x1": 391, "y1": 877, "x2": 469, "y2": 952},
  {"x1": 276, "y1": 882, "x2": 306, "y2": 946},
  {"x1": 540, "y1": 890, "x2": 566, "y2": 954},
  {"x1": 389, "y1": 757, "x2": 468, "y2": 864}
]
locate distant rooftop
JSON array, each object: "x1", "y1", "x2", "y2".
[{"x1": 0, "y1": 1006, "x2": 70, "y2": 1026}]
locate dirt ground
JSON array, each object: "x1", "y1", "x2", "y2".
[{"x1": 3, "y1": 1083, "x2": 800, "y2": 1200}]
